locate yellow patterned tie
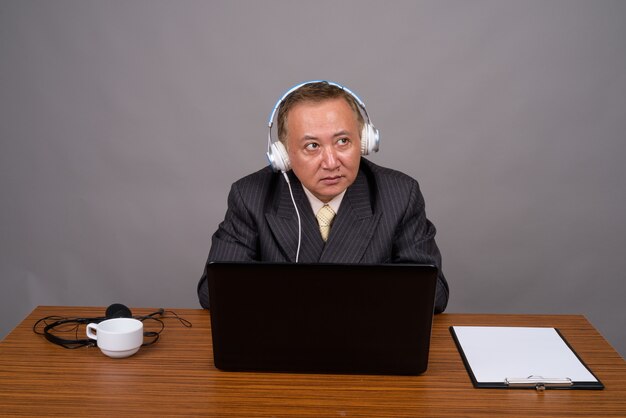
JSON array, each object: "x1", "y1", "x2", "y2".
[{"x1": 316, "y1": 205, "x2": 336, "y2": 242}]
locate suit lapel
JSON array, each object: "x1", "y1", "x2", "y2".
[
  {"x1": 265, "y1": 168, "x2": 381, "y2": 263},
  {"x1": 320, "y1": 170, "x2": 381, "y2": 263},
  {"x1": 265, "y1": 172, "x2": 325, "y2": 262}
]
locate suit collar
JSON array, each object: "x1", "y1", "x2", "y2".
[
  {"x1": 319, "y1": 168, "x2": 381, "y2": 262},
  {"x1": 267, "y1": 165, "x2": 381, "y2": 263}
]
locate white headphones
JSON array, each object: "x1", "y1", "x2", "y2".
[{"x1": 266, "y1": 80, "x2": 380, "y2": 173}]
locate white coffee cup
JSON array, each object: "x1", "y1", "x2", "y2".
[{"x1": 86, "y1": 318, "x2": 144, "y2": 358}]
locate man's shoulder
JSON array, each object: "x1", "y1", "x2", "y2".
[
  {"x1": 357, "y1": 159, "x2": 425, "y2": 211},
  {"x1": 225, "y1": 166, "x2": 284, "y2": 209}
]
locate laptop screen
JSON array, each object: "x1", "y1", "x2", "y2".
[{"x1": 206, "y1": 262, "x2": 438, "y2": 375}]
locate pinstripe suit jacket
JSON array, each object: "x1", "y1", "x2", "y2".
[{"x1": 197, "y1": 158, "x2": 449, "y2": 313}]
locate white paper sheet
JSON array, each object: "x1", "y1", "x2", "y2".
[{"x1": 451, "y1": 326, "x2": 598, "y2": 383}]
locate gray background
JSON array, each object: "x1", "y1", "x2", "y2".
[{"x1": 1, "y1": 1, "x2": 625, "y2": 358}]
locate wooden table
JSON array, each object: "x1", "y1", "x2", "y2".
[{"x1": 1, "y1": 306, "x2": 625, "y2": 417}]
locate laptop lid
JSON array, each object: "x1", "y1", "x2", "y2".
[{"x1": 206, "y1": 262, "x2": 438, "y2": 375}]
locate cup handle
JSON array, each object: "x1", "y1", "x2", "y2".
[{"x1": 86, "y1": 323, "x2": 98, "y2": 340}]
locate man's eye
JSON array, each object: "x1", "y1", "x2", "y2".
[
  {"x1": 305, "y1": 143, "x2": 319, "y2": 151},
  {"x1": 337, "y1": 138, "x2": 349, "y2": 145}
]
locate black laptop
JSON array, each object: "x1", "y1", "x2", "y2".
[{"x1": 206, "y1": 262, "x2": 438, "y2": 375}]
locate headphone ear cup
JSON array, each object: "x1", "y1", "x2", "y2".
[
  {"x1": 360, "y1": 123, "x2": 380, "y2": 155},
  {"x1": 105, "y1": 303, "x2": 133, "y2": 319},
  {"x1": 267, "y1": 141, "x2": 291, "y2": 172}
]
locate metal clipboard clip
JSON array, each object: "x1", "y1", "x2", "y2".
[{"x1": 505, "y1": 375, "x2": 573, "y2": 391}]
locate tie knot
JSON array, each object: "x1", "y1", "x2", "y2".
[{"x1": 316, "y1": 205, "x2": 336, "y2": 242}]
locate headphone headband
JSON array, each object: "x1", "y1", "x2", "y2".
[{"x1": 267, "y1": 80, "x2": 370, "y2": 129}]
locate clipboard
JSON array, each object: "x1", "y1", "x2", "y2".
[{"x1": 450, "y1": 326, "x2": 604, "y2": 390}]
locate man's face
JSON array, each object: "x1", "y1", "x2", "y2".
[{"x1": 285, "y1": 98, "x2": 362, "y2": 203}]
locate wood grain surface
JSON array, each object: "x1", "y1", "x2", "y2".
[{"x1": 1, "y1": 306, "x2": 624, "y2": 417}]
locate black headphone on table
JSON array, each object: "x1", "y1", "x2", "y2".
[{"x1": 32, "y1": 303, "x2": 188, "y2": 349}]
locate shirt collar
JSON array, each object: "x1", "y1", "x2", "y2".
[{"x1": 302, "y1": 187, "x2": 346, "y2": 216}]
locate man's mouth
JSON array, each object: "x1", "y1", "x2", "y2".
[{"x1": 320, "y1": 175, "x2": 342, "y2": 185}]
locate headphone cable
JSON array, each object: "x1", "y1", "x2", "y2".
[{"x1": 282, "y1": 171, "x2": 301, "y2": 263}]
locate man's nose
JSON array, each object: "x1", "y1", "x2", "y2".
[{"x1": 321, "y1": 146, "x2": 339, "y2": 169}]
